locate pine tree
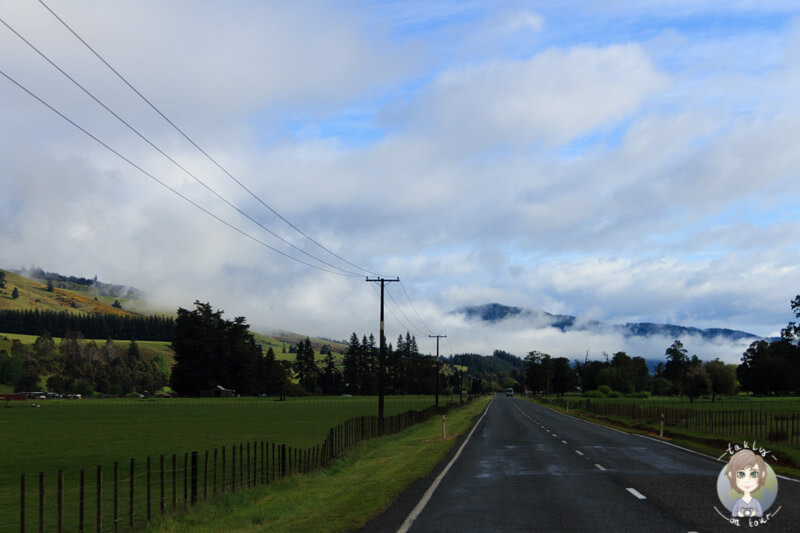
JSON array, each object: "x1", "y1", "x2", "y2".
[
  {"x1": 294, "y1": 338, "x2": 318, "y2": 393},
  {"x1": 343, "y1": 333, "x2": 361, "y2": 394}
]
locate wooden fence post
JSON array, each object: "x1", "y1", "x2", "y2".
[
  {"x1": 171, "y1": 454, "x2": 177, "y2": 512},
  {"x1": 57, "y1": 470, "x2": 63, "y2": 533},
  {"x1": 113, "y1": 462, "x2": 119, "y2": 533},
  {"x1": 183, "y1": 453, "x2": 188, "y2": 506},
  {"x1": 221, "y1": 447, "x2": 226, "y2": 494},
  {"x1": 129, "y1": 459, "x2": 135, "y2": 528},
  {"x1": 38, "y1": 472, "x2": 44, "y2": 533},
  {"x1": 204, "y1": 450, "x2": 209, "y2": 500},
  {"x1": 159, "y1": 456, "x2": 165, "y2": 515},
  {"x1": 96, "y1": 465, "x2": 102, "y2": 533},
  {"x1": 20, "y1": 473, "x2": 25, "y2": 533},
  {"x1": 191, "y1": 452, "x2": 198, "y2": 505},
  {"x1": 147, "y1": 457, "x2": 151, "y2": 522},
  {"x1": 281, "y1": 444, "x2": 286, "y2": 479},
  {"x1": 232, "y1": 445, "x2": 236, "y2": 492},
  {"x1": 79, "y1": 469, "x2": 85, "y2": 533}
]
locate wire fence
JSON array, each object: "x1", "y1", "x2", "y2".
[
  {"x1": 541, "y1": 397, "x2": 800, "y2": 445},
  {"x1": 6, "y1": 398, "x2": 471, "y2": 533}
]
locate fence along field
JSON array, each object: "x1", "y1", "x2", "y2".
[
  {"x1": 0, "y1": 395, "x2": 462, "y2": 532},
  {"x1": 536, "y1": 395, "x2": 800, "y2": 446}
]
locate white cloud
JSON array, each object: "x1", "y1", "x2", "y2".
[
  {"x1": 1, "y1": 0, "x2": 798, "y2": 366},
  {"x1": 410, "y1": 43, "x2": 668, "y2": 150}
]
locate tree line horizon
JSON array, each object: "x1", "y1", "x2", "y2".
[{"x1": 1, "y1": 295, "x2": 798, "y2": 399}]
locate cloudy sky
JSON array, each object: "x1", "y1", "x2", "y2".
[{"x1": 1, "y1": 1, "x2": 799, "y2": 363}]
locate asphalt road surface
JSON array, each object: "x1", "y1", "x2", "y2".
[{"x1": 364, "y1": 394, "x2": 800, "y2": 533}]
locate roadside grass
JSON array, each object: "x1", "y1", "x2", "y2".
[
  {"x1": 525, "y1": 395, "x2": 800, "y2": 478},
  {"x1": 149, "y1": 396, "x2": 491, "y2": 533},
  {"x1": 0, "y1": 395, "x2": 461, "y2": 532}
]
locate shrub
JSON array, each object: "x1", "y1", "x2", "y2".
[
  {"x1": 597, "y1": 385, "x2": 613, "y2": 397},
  {"x1": 582, "y1": 389, "x2": 604, "y2": 398},
  {"x1": 606, "y1": 390, "x2": 622, "y2": 398}
]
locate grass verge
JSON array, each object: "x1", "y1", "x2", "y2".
[{"x1": 149, "y1": 396, "x2": 491, "y2": 533}]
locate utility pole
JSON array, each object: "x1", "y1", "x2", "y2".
[
  {"x1": 429, "y1": 334, "x2": 446, "y2": 408},
  {"x1": 366, "y1": 276, "x2": 399, "y2": 433}
]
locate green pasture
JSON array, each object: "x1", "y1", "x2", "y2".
[
  {"x1": 153, "y1": 396, "x2": 492, "y2": 533},
  {"x1": 0, "y1": 395, "x2": 456, "y2": 532},
  {"x1": 1, "y1": 333, "x2": 174, "y2": 364},
  {"x1": 556, "y1": 393, "x2": 800, "y2": 413}
]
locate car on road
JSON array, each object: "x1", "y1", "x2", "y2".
[{"x1": 506, "y1": 388, "x2": 514, "y2": 397}]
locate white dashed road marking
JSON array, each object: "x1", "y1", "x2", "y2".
[
  {"x1": 575, "y1": 450, "x2": 584, "y2": 456},
  {"x1": 595, "y1": 464, "x2": 606, "y2": 471},
  {"x1": 626, "y1": 487, "x2": 647, "y2": 500}
]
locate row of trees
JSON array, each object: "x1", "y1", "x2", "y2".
[
  {"x1": 524, "y1": 295, "x2": 800, "y2": 399},
  {"x1": 170, "y1": 302, "x2": 290, "y2": 396},
  {"x1": 737, "y1": 295, "x2": 800, "y2": 395},
  {"x1": 169, "y1": 303, "x2": 467, "y2": 398},
  {"x1": 0, "y1": 332, "x2": 168, "y2": 396},
  {"x1": 0, "y1": 310, "x2": 175, "y2": 341},
  {"x1": 524, "y1": 343, "x2": 738, "y2": 402}
]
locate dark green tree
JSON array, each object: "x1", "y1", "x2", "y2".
[
  {"x1": 319, "y1": 350, "x2": 344, "y2": 395},
  {"x1": 170, "y1": 301, "x2": 263, "y2": 396},
  {"x1": 343, "y1": 333, "x2": 361, "y2": 394},
  {"x1": 704, "y1": 358, "x2": 737, "y2": 401},
  {"x1": 525, "y1": 351, "x2": 553, "y2": 394},
  {"x1": 781, "y1": 294, "x2": 800, "y2": 342},
  {"x1": 293, "y1": 338, "x2": 318, "y2": 393},
  {"x1": 550, "y1": 357, "x2": 578, "y2": 395},
  {"x1": 684, "y1": 366, "x2": 711, "y2": 403},
  {"x1": 664, "y1": 340, "x2": 689, "y2": 394}
]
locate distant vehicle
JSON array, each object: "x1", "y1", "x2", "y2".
[{"x1": 506, "y1": 388, "x2": 514, "y2": 397}]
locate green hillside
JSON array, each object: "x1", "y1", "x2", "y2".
[{"x1": 0, "y1": 269, "x2": 138, "y2": 317}]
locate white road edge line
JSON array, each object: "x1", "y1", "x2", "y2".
[
  {"x1": 626, "y1": 487, "x2": 646, "y2": 500},
  {"x1": 396, "y1": 397, "x2": 494, "y2": 533},
  {"x1": 533, "y1": 400, "x2": 800, "y2": 485}
]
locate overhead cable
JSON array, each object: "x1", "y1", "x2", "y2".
[
  {"x1": 0, "y1": 67, "x2": 358, "y2": 278},
  {"x1": 37, "y1": 0, "x2": 377, "y2": 277},
  {"x1": 0, "y1": 14, "x2": 362, "y2": 278}
]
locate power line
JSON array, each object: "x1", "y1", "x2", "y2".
[
  {"x1": 385, "y1": 288, "x2": 426, "y2": 338},
  {"x1": 398, "y1": 280, "x2": 435, "y2": 335},
  {"x1": 0, "y1": 14, "x2": 362, "y2": 278},
  {"x1": 0, "y1": 67, "x2": 359, "y2": 278},
  {"x1": 37, "y1": 0, "x2": 377, "y2": 277}
]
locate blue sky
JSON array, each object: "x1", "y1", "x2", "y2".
[{"x1": 1, "y1": 0, "x2": 799, "y2": 362}]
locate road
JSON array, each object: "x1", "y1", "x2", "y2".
[{"x1": 364, "y1": 394, "x2": 800, "y2": 532}]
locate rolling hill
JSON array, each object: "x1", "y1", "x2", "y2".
[
  {"x1": 0, "y1": 269, "x2": 138, "y2": 317},
  {"x1": 452, "y1": 302, "x2": 764, "y2": 343}
]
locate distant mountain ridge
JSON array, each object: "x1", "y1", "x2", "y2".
[{"x1": 452, "y1": 303, "x2": 763, "y2": 343}]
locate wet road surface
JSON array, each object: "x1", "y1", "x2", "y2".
[{"x1": 364, "y1": 394, "x2": 800, "y2": 532}]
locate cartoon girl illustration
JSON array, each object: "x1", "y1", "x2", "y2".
[{"x1": 725, "y1": 449, "x2": 767, "y2": 518}]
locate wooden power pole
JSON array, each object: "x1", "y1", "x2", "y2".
[
  {"x1": 429, "y1": 334, "x2": 447, "y2": 407},
  {"x1": 366, "y1": 276, "x2": 399, "y2": 433}
]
